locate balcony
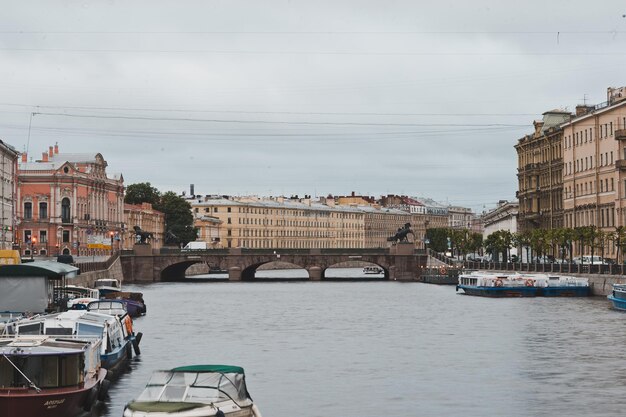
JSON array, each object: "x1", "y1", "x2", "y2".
[
  {"x1": 61, "y1": 217, "x2": 73, "y2": 225},
  {"x1": 615, "y1": 129, "x2": 626, "y2": 141},
  {"x1": 616, "y1": 159, "x2": 626, "y2": 170}
]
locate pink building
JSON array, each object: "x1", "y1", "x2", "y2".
[{"x1": 17, "y1": 145, "x2": 124, "y2": 257}]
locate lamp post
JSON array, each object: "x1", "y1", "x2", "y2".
[
  {"x1": 110, "y1": 231, "x2": 114, "y2": 254},
  {"x1": 31, "y1": 237, "x2": 37, "y2": 260}
]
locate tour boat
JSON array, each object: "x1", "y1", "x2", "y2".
[
  {"x1": 608, "y1": 284, "x2": 626, "y2": 311},
  {"x1": 456, "y1": 271, "x2": 544, "y2": 297},
  {"x1": 541, "y1": 275, "x2": 590, "y2": 297},
  {"x1": 0, "y1": 335, "x2": 108, "y2": 417},
  {"x1": 363, "y1": 266, "x2": 383, "y2": 274},
  {"x1": 123, "y1": 365, "x2": 263, "y2": 417},
  {"x1": 8, "y1": 310, "x2": 140, "y2": 375},
  {"x1": 54, "y1": 285, "x2": 100, "y2": 310},
  {"x1": 94, "y1": 278, "x2": 121, "y2": 297}
]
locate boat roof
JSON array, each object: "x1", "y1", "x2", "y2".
[
  {"x1": 0, "y1": 335, "x2": 92, "y2": 354},
  {"x1": 172, "y1": 365, "x2": 245, "y2": 374},
  {"x1": 0, "y1": 261, "x2": 79, "y2": 279}
]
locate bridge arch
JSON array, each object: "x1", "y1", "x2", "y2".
[
  {"x1": 161, "y1": 260, "x2": 204, "y2": 281},
  {"x1": 240, "y1": 261, "x2": 309, "y2": 281}
]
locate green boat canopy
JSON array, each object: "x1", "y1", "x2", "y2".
[
  {"x1": 0, "y1": 261, "x2": 79, "y2": 279},
  {"x1": 172, "y1": 365, "x2": 245, "y2": 374}
]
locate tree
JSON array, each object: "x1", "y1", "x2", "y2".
[
  {"x1": 125, "y1": 182, "x2": 161, "y2": 206},
  {"x1": 156, "y1": 191, "x2": 197, "y2": 245},
  {"x1": 425, "y1": 228, "x2": 450, "y2": 253}
]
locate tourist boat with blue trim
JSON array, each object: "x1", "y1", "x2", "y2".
[
  {"x1": 608, "y1": 284, "x2": 626, "y2": 310},
  {"x1": 456, "y1": 272, "x2": 544, "y2": 297},
  {"x1": 0, "y1": 335, "x2": 108, "y2": 417},
  {"x1": 123, "y1": 365, "x2": 263, "y2": 417},
  {"x1": 363, "y1": 266, "x2": 383, "y2": 275},
  {"x1": 541, "y1": 275, "x2": 590, "y2": 297}
]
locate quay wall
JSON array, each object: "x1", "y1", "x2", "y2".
[{"x1": 73, "y1": 256, "x2": 124, "y2": 287}]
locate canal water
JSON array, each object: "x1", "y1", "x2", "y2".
[{"x1": 94, "y1": 268, "x2": 626, "y2": 417}]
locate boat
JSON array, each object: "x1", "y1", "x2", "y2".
[
  {"x1": 103, "y1": 291, "x2": 147, "y2": 317},
  {"x1": 54, "y1": 285, "x2": 100, "y2": 310},
  {"x1": 123, "y1": 365, "x2": 263, "y2": 417},
  {"x1": 0, "y1": 335, "x2": 108, "y2": 417},
  {"x1": 94, "y1": 278, "x2": 121, "y2": 297},
  {"x1": 456, "y1": 271, "x2": 544, "y2": 297},
  {"x1": 87, "y1": 299, "x2": 128, "y2": 317},
  {"x1": 363, "y1": 266, "x2": 383, "y2": 274},
  {"x1": 7, "y1": 310, "x2": 140, "y2": 376},
  {"x1": 608, "y1": 284, "x2": 626, "y2": 311},
  {"x1": 541, "y1": 275, "x2": 590, "y2": 297}
]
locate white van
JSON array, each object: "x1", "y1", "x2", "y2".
[
  {"x1": 573, "y1": 256, "x2": 606, "y2": 265},
  {"x1": 182, "y1": 241, "x2": 208, "y2": 251}
]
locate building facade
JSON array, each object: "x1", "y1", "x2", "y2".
[
  {"x1": 0, "y1": 140, "x2": 18, "y2": 250},
  {"x1": 516, "y1": 110, "x2": 571, "y2": 232},
  {"x1": 123, "y1": 202, "x2": 165, "y2": 250},
  {"x1": 17, "y1": 145, "x2": 124, "y2": 257},
  {"x1": 562, "y1": 88, "x2": 626, "y2": 257}
]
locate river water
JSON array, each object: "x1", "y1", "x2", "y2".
[{"x1": 93, "y1": 268, "x2": 626, "y2": 417}]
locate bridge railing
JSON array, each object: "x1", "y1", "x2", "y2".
[
  {"x1": 121, "y1": 247, "x2": 394, "y2": 256},
  {"x1": 73, "y1": 252, "x2": 119, "y2": 273}
]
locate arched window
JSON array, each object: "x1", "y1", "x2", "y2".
[{"x1": 61, "y1": 198, "x2": 71, "y2": 223}]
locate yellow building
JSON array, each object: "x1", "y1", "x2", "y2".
[{"x1": 123, "y1": 202, "x2": 165, "y2": 250}]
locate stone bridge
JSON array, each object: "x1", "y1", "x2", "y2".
[{"x1": 120, "y1": 245, "x2": 426, "y2": 282}]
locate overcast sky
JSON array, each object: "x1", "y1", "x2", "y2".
[{"x1": 2, "y1": 1, "x2": 626, "y2": 212}]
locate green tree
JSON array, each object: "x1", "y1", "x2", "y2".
[
  {"x1": 156, "y1": 191, "x2": 197, "y2": 245},
  {"x1": 425, "y1": 228, "x2": 450, "y2": 253},
  {"x1": 125, "y1": 182, "x2": 161, "y2": 205}
]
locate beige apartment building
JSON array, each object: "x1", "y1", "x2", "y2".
[
  {"x1": 516, "y1": 110, "x2": 571, "y2": 232},
  {"x1": 190, "y1": 195, "x2": 365, "y2": 249},
  {"x1": 123, "y1": 202, "x2": 165, "y2": 250},
  {"x1": 0, "y1": 140, "x2": 18, "y2": 250},
  {"x1": 562, "y1": 87, "x2": 626, "y2": 257}
]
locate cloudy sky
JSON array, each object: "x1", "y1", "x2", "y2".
[{"x1": 2, "y1": 1, "x2": 626, "y2": 211}]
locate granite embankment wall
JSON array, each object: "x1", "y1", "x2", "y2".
[
  {"x1": 587, "y1": 274, "x2": 626, "y2": 296},
  {"x1": 72, "y1": 256, "x2": 124, "y2": 287}
]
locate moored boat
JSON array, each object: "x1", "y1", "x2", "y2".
[
  {"x1": 0, "y1": 335, "x2": 108, "y2": 417},
  {"x1": 94, "y1": 278, "x2": 121, "y2": 297},
  {"x1": 363, "y1": 266, "x2": 383, "y2": 274},
  {"x1": 541, "y1": 275, "x2": 590, "y2": 297},
  {"x1": 456, "y1": 271, "x2": 543, "y2": 297},
  {"x1": 7, "y1": 310, "x2": 140, "y2": 375},
  {"x1": 123, "y1": 365, "x2": 263, "y2": 417},
  {"x1": 103, "y1": 291, "x2": 147, "y2": 317},
  {"x1": 608, "y1": 284, "x2": 626, "y2": 311}
]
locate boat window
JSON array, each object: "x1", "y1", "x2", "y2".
[
  {"x1": 59, "y1": 354, "x2": 82, "y2": 386},
  {"x1": 18, "y1": 322, "x2": 43, "y2": 335},
  {"x1": 161, "y1": 384, "x2": 187, "y2": 401},
  {"x1": 77, "y1": 322, "x2": 103, "y2": 336},
  {"x1": 46, "y1": 327, "x2": 74, "y2": 336}
]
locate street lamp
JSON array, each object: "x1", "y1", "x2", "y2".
[
  {"x1": 109, "y1": 231, "x2": 114, "y2": 254},
  {"x1": 31, "y1": 237, "x2": 37, "y2": 260}
]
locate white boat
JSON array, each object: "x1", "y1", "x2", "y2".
[
  {"x1": 123, "y1": 365, "x2": 263, "y2": 417},
  {"x1": 94, "y1": 278, "x2": 121, "y2": 297},
  {"x1": 363, "y1": 266, "x2": 383, "y2": 274}
]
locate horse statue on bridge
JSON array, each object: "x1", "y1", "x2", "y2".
[
  {"x1": 387, "y1": 222, "x2": 414, "y2": 243},
  {"x1": 133, "y1": 225, "x2": 154, "y2": 244}
]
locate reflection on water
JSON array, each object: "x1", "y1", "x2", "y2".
[{"x1": 94, "y1": 268, "x2": 626, "y2": 417}]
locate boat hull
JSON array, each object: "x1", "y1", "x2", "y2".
[
  {"x1": 541, "y1": 286, "x2": 590, "y2": 297},
  {"x1": 457, "y1": 285, "x2": 539, "y2": 297},
  {"x1": 0, "y1": 368, "x2": 106, "y2": 417},
  {"x1": 608, "y1": 294, "x2": 626, "y2": 311}
]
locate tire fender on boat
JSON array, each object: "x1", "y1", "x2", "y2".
[
  {"x1": 98, "y1": 379, "x2": 111, "y2": 402},
  {"x1": 216, "y1": 409, "x2": 225, "y2": 417},
  {"x1": 132, "y1": 332, "x2": 143, "y2": 356},
  {"x1": 494, "y1": 278, "x2": 503, "y2": 287},
  {"x1": 525, "y1": 279, "x2": 534, "y2": 287},
  {"x1": 83, "y1": 387, "x2": 98, "y2": 411}
]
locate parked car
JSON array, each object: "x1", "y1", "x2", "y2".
[{"x1": 572, "y1": 256, "x2": 607, "y2": 265}]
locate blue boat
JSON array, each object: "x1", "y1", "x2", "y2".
[
  {"x1": 541, "y1": 275, "x2": 590, "y2": 297},
  {"x1": 457, "y1": 272, "x2": 540, "y2": 297},
  {"x1": 608, "y1": 284, "x2": 626, "y2": 311}
]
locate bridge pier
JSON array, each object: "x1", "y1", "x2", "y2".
[
  {"x1": 228, "y1": 266, "x2": 242, "y2": 281},
  {"x1": 308, "y1": 266, "x2": 323, "y2": 281}
]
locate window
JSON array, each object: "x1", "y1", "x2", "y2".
[
  {"x1": 62, "y1": 230, "x2": 70, "y2": 243},
  {"x1": 24, "y1": 230, "x2": 32, "y2": 243},
  {"x1": 24, "y1": 202, "x2": 32, "y2": 219},
  {"x1": 227, "y1": 207, "x2": 231, "y2": 213},
  {"x1": 61, "y1": 198, "x2": 71, "y2": 223},
  {"x1": 39, "y1": 202, "x2": 48, "y2": 219},
  {"x1": 39, "y1": 230, "x2": 47, "y2": 243}
]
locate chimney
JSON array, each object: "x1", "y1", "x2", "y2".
[
  {"x1": 42, "y1": 152, "x2": 48, "y2": 162},
  {"x1": 54, "y1": 143, "x2": 59, "y2": 154},
  {"x1": 190, "y1": 184, "x2": 195, "y2": 197},
  {"x1": 49, "y1": 146, "x2": 54, "y2": 158},
  {"x1": 21, "y1": 153, "x2": 27, "y2": 163},
  {"x1": 575, "y1": 105, "x2": 594, "y2": 117}
]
